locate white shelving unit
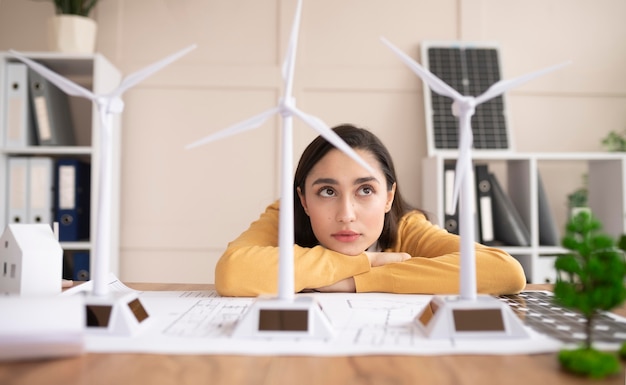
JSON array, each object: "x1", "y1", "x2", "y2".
[
  {"x1": 422, "y1": 152, "x2": 626, "y2": 284},
  {"x1": 0, "y1": 51, "x2": 122, "y2": 277}
]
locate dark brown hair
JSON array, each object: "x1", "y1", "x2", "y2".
[{"x1": 293, "y1": 124, "x2": 418, "y2": 249}]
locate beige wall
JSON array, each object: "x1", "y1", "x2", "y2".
[{"x1": 1, "y1": 0, "x2": 625, "y2": 284}]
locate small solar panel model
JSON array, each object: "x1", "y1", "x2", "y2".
[{"x1": 421, "y1": 42, "x2": 513, "y2": 156}]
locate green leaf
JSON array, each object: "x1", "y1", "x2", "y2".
[
  {"x1": 554, "y1": 254, "x2": 580, "y2": 274},
  {"x1": 52, "y1": 0, "x2": 98, "y2": 17},
  {"x1": 559, "y1": 348, "x2": 621, "y2": 379},
  {"x1": 618, "y1": 235, "x2": 626, "y2": 252},
  {"x1": 590, "y1": 234, "x2": 614, "y2": 250}
]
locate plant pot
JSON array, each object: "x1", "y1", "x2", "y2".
[{"x1": 48, "y1": 15, "x2": 97, "y2": 54}]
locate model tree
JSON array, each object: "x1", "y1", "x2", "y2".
[{"x1": 554, "y1": 210, "x2": 626, "y2": 378}]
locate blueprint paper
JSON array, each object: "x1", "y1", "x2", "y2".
[{"x1": 68, "y1": 275, "x2": 565, "y2": 356}]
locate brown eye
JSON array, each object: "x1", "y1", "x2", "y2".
[
  {"x1": 358, "y1": 186, "x2": 374, "y2": 196},
  {"x1": 319, "y1": 187, "x2": 335, "y2": 197}
]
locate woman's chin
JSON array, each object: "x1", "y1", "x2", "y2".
[{"x1": 328, "y1": 244, "x2": 367, "y2": 257}]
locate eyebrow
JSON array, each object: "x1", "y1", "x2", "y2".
[{"x1": 311, "y1": 176, "x2": 380, "y2": 186}]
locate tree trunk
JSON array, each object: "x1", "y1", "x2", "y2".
[{"x1": 585, "y1": 313, "x2": 594, "y2": 349}]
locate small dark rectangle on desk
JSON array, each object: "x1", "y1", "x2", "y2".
[{"x1": 258, "y1": 309, "x2": 308, "y2": 331}]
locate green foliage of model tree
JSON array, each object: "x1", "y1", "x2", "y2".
[{"x1": 554, "y1": 210, "x2": 626, "y2": 378}]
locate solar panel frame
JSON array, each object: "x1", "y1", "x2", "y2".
[{"x1": 421, "y1": 41, "x2": 514, "y2": 157}]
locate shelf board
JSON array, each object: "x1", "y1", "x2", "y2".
[
  {"x1": 499, "y1": 246, "x2": 534, "y2": 255},
  {"x1": 430, "y1": 151, "x2": 626, "y2": 161},
  {"x1": 61, "y1": 241, "x2": 92, "y2": 250},
  {"x1": 1, "y1": 146, "x2": 92, "y2": 156},
  {"x1": 536, "y1": 246, "x2": 569, "y2": 255},
  {"x1": 4, "y1": 52, "x2": 98, "y2": 76},
  {"x1": 495, "y1": 246, "x2": 567, "y2": 256}
]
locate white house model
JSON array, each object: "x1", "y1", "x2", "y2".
[{"x1": 0, "y1": 224, "x2": 63, "y2": 296}]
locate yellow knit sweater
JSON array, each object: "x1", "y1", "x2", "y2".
[{"x1": 215, "y1": 201, "x2": 526, "y2": 296}]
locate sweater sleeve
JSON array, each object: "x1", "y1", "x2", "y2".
[
  {"x1": 215, "y1": 201, "x2": 371, "y2": 296},
  {"x1": 353, "y1": 211, "x2": 527, "y2": 295}
]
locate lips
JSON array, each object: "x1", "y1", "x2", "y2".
[{"x1": 331, "y1": 230, "x2": 361, "y2": 243}]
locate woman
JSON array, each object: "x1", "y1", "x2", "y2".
[{"x1": 215, "y1": 124, "x2": 526, "y2": 296}]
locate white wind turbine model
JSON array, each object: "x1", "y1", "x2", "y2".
[
  {"x1": 10, "y1": 44, "x2": 196, "y2": 335},
  {"x1": 381, "y1": 37, "x2": 570, "y2": 339},
  {"x1": 187, "y1": 0, "x2": 373, "y2": 339}
]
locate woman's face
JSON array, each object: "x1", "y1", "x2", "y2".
[{"x1": 297, "y1": 148, "x2": 396, "y2": 256}]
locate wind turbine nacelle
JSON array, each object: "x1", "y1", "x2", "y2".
[
  {"x1": 103, "y1": 98, "x2": 125, "y2": 114},
  {"x1": 451, "y1": 97, "x2": 476, "y2": 118}
]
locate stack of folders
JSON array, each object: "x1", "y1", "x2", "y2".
[
  {"x1": 489, "y1": 170, "x2": 561, "y2": 247},
  {"x1": 3, "y1": 62, "x2": 75, "y2": 148},
  {"x1": 443, "y1": 162, "x2": 560, "y2": 247},
  {"x1": 6, "y1": 157, "x2": 55, "y2": 225},
  {"x1": 474, "y1": 164, "x2": 496, "y2": 245},
  {"x1": 487, "y1": 169, "x2": 531, "y2": 246},
  {"x1": 537, "y1": 172, "x2": 560, "y2": 246},
  {"x1": 7, "y1": 157, "x2": 91, "y2": 280},
  {"x1": 55, "y1": 158, "x2": 91, "y2": 242},
  {"x1": 4, "y1": 62, "x2": 88, "y2": 280},
  {"x1": 442, "y1": 162, "x2": 482, "y2": 243},
  {"x1": 7, "y1": 157, "x2": 90, "y2": 242},
  {"x1": 62, "y1": 250, "x2": 90, "y2": 281},
  {"x1": 4, "y1": 63, "x2": 35, "y2": 147}
]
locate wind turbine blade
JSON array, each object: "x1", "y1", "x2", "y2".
[
  {"x1": 185, "y1": 106, "x2": 280, "y2": 150},
  {"x1": 114, "y1": 44, "x2": 197, "y2": 96},
  {"x1": 9, "y1": 50, "x2": 96, "y2": 100},
  {"x1": 380, "y1": 37, "x2": 463, "y2": 101},
  {"x1": 291, "y1": 107, "x2": 376, "y2": 175},
  {"x1": 475, "y1": 61, "x2": 571, "y2": 104},
  {"x1": 282, "y1": 0, "x2": 303, "y2": 99},
  {"x1": 281, "y1": 44, "x2": 292, "y2": 84}
]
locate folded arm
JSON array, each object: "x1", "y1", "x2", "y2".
[
  {"x1": 353, "y1": 211, "x2": 527, "y2": 295},
  {"x1": 215, "y1": 202, "x2": 371, "y2": 296}
]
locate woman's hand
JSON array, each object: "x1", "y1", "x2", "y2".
[
  {"x1": 365, "y1": 251, "x2": 411, "y2": 267},
  {"x1": 311, "y1": 252, "x2": 410, "y2": 293}
]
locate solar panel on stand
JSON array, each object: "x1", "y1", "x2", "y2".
[{"x1": 421, "y1": 42, "x2": 513, "y2": 156}]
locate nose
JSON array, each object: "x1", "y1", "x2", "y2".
[{"x1": 336, "y1": 196, "x2": 356, "y2": 222}]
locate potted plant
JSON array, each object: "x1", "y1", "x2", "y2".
[
  {"x1": 554, "y1": 210, "x2": 626, "y2": 378},
  {"x1": 566, "y1": 173, "x2": 590, "y2": 223},
  {"x1": 601, "y1": 129, "x2": 626, "y2": 152},
  {"x1": 51, "y1": 0, "x2": 98, "y2": 16},
  {"x1": 44, "y1": 0, "x2": 100, "y2": 53}
]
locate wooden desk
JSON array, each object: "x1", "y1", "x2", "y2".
[{"x1": 1, "y1": 283, "x2": 624, "y2": 385}]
